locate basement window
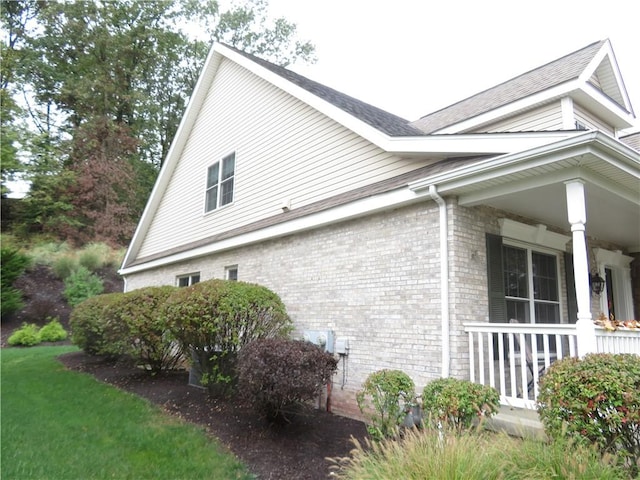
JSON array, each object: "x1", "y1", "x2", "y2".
[
  {"x1": 177, "y1": 273, "x2": 200, "y2": 287},
  {"x1": 225, "y1": 265, "x2": 238, "y2": 281}
]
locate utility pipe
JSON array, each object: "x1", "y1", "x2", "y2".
[{"x1": 428, "y1": 185, "x2": 450, "y2": 378}]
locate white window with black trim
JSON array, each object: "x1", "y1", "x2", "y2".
[
  {"x1": 225, "y1": 265, "x2": 238, "y2": 281},
  {"x1": 205, "y1": 152, "x2": 235, "y2": 212},
  {"x1": 177, "y1": 273, "x2": 200, "y2": 287}
]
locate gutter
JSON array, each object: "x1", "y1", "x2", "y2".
[{"x1": 427, "y1": 185, "x2": 450, "y2": 378}]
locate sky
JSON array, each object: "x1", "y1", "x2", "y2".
[{"x1": 265, "y1": 0, "x2": 639, "y2": 127}]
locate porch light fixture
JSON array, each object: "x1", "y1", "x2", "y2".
[{"x1": 590, "y1": 272, "x2": 605, "y2": 296}]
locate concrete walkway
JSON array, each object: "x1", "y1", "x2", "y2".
[{"x1": 485, "y1": 405, "x2": 546, "y2": 439}]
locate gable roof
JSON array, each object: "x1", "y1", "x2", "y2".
[
  {"x1": 121, "y1": 40, "x2": 638, "y2": 273},
  {"x1": 410, "y1": 40, "x2": 635, "y2": 134}
]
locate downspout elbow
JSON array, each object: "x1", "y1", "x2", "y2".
[{"x1": 428, "y1": 185, "x2": 450, "y2": 378}]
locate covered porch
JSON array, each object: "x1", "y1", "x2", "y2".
[{"x1": 411, "y1": 131, "x2": 640, "y2": 409}]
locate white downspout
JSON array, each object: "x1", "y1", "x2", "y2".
[{"x1": 428, "y1": 185, "x2": 450, "y2": 378}]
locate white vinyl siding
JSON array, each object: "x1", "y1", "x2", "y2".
[
  {"x1": 574, "y1": 105, "x2": 615, "y2": 135},
  {"x1": 480, "y1": 102, "x2": 564, "y2": 133},
  {"x1": 137, "y1": 59, "x2": 417, "y2": 258}
]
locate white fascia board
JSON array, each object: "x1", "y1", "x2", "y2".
[
  {"x1": 574, "y1": 85, "x2": 636, "y2": 129},
  {"x1": 579, "y1": 40, "x2": 634, "y2": 116},
  {"x1": 409, "y1": 131, "x2": 640, "y2": 194},
  {"x1": 119, "y1": 186, "x2": 427, "y2": 276},
  {"x1": 431, "y1": 81, "x2": 579, "y2": 135},
  {"x1": 121, "y1": 45, "x2": 225, "y2": 270},
  {"x1": 459, "y1": 165, "x2": 640, "y2": 207},
  {"x1": 382, "y1": 131, "x2": 578, "y2": 155}
]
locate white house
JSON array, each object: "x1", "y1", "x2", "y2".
[{"x1": 120, "y1": 39, "x2": 640, "y2": 416}]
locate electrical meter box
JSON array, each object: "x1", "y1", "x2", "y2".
[{"x1": 302, "y1": 330, "x2": 334, "y2": 353}]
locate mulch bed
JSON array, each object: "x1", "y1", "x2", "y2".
[{"x1": 58, "y1": 351, "x2": 368, "y2": 480}]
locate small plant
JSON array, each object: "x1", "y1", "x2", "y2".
[
  {"x1": 421, "y1": 378, "x2": 499, "y2": 432},
  {"x1": 52, "y1": 254, "x2": 79, "y2": 280},
  {"x1": 78, "y1": 243, "x2": 114, "y2": 271},
  {"x1": 8, "y1": 323, "x2": 41, "y2": 346},
  {"x1": 63, "y1": 266, "x2": 104, "y2": 306},
  {"x1": 1, "y1": 246, "x2": 30, "y2": 318},
  {"x1": 356, "y1": 369, "x2": 415, "y2": 440},
  {"x1": 537, "y1": 353, "x2": 640, "y2": 476},
  {"x1": 27, "y1": 241, "x2": 71, "y2": 266},
  {"x1": 38, "y1": 318, "x2": 68, "y2": 342},
  {"x1": 237, "y1": 338, "x2": 337, "y2": 422}
]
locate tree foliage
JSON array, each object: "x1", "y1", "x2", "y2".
[{"x1": 1, "y1": 0, "x2": 315, "y2": 246}]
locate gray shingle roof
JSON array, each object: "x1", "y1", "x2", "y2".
[
  {"x1": 621, "y1": 131, "x2": 640, "y2": 152},
  {"x1": 409, "y1": 40, "x2": 607, "y2": 134},
  {"x1": 225, "y1": 44, "x2": 426, "y2": 137}
]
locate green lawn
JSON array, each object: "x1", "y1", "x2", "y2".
[{"x1": 1, "y1": 346, "x2": 252, "y2": 480}]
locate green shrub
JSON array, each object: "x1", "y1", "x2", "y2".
[
  {"x1": 63, "y1": 266, "x2": 104, "y2": 306},
  {"x1": 537, "y1": 353, "x2": 640, "y2": 476},
  {"x1": 115, "y1": 286, "x2": 183, "y2": 373},
  {"x1": 77, "y1": 250, "x2": 102, "y2": 272},
  {"x1": 237, "y1": 338, "x2": 337, "y2": 422},
  {"x1": 38, "y1": 318, "x2": 68, "y2": 342},
  {"x1": 77, "y1": 243, "x2": 116, "y2": 271},
  {"x1": 8, "y1": 323, "x2": 41, "y2": 346},
  {"x1": 69, "y1": 293, "x2": 124, "y2": 357},
  {"x1": 52, "y1": 254, "x2": 79, "y2": 279},
  {"x1": 356, "y1": 369, "x2": 415, "y2": 440},
  {"x1": 1, "y1": 246, "x2": 30, "y2": 318},
  {"x1": 421, "y1": 378, "x2": 500, "y2": 432},
  {"x1": 329, "y1": 427, "x2": 624, "y2": 479},
  {"x1": 28, "y1": 241, "x2": 71, "y2": 266},
  {"x1": 163, "y1": 279, "x2": 292, "y2": 396}
]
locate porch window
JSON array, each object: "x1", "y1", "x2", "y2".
[
  {"x1": 503, "y1": 244, "x2": 560, "y2": 325},
  {"x1": 205, "y1": 152, "x2": 235, "y2": 212}
]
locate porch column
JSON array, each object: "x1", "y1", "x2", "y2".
[{"x1": 565, "y1": 180, "x2": 597, "y2": 356}]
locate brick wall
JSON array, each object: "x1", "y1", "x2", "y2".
[{"x1": 125, "y1": 199, "x2": 617, "y2": 418}]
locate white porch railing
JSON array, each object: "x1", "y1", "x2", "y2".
[
  {"x1": 595, "y1": 327, "x2": 640, "y2": 354},
  {"x1": 464, "y1": 322, "x2": 640, "y2": 409}
]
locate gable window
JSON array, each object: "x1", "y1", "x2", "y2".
[
  {"x1": 205, "y1": 152, "x2": 235, "y2": 212},
  {"x1": 225, "y1": 265, "x2": 238, "y2": 281},
  {"x1": 177, "y1": 273, "x2": 200, "y2": 287}
]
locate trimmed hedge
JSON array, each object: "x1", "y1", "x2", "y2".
[
  {"x1": 69, "y1": 292, "x2": 123, "y2": 357},
  {"x1": 537, "y1": 353, "x2": 640, "y2": 476},
  {"x1": 237, "y1": 338, "x2": 337, "y2": 421},
  {"x1": 115, "y1": 285, "x2": 182, "y2": 373},
  {"x1": 163, "y1": 279, "x2": 292, "y2": 394}
]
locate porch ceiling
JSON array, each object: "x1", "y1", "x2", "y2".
[
  {"x1": 413, "y1": 133, "x2": 640, "y2": 250},
  {"x1": 465, "y1": 174, "x2": 639, "y2": 248}
]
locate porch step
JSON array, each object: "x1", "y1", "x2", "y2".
[{"x1": 485, "y1": 405, "x2": 546, "y2": 439}]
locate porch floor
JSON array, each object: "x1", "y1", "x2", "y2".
[{"x1": 485, "y1": 405, "x2": 546, "y2": 439}]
